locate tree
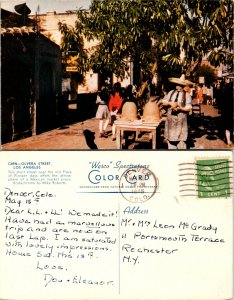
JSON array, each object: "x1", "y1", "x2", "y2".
[
  {"x1": 58, "y1": 21, "x2": 89, "y2": 97},
  {"x1": 58, "y1": 21, "x2": 88, "y2": 74},
  {"x1": 59, "y1": 0, "x2": 233, "y2": 96},
  {"x1": 192, "y1": 64, "x2": 217, "y2": 85}
]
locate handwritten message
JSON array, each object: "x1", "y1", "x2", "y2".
[
  {"x1": 4, "y1": 185, "x2": 226, "y2": 289},
  {"x1": 4, "y1": 186, "x2": 117, "y2": 288}
]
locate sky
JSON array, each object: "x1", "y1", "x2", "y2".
[{"x1": 1, "y1": 0, "x2": 91, "y2": 14}]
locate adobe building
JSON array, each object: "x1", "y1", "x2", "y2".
[{"x1": 1, "y1": 25, "x2": 62, "y2": 143}]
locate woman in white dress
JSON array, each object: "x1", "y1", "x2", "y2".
[{"x1": 95, "y1": 87, "x2": 110, "y2": 137}]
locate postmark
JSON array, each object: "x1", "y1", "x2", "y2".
[{"x1": 119, "y1": 167, "x2": 158, "y2": 203}]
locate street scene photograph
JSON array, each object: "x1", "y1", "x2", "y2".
[{"x1": 1, "y1": 0, "x2": 233, "y2": 150}]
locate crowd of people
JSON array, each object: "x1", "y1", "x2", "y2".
[
  {"x1": 188, "y1": 79, "x2": 233, "y2": 147},
  {"x1": 186, "y1": 82, "x2": 219, "y2": 106},
  {"x1": 162, "y1": 76, "x2": 234, "y2": 148},
  {"x1": 95, "y1": 76, "x2": 233, "y2": 148}
]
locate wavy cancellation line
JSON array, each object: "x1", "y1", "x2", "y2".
[
  {"x1": 179, "y1": 162, "x2": 233, "y2": 172},
  {"x1": 180, "y1": 186, "x2": 233, "y2": 193},
  {"x1": 179, "y1": 174, "x2": 233, "y2": 183},
  {"x1": 179, "y1": 166, "x2": 233, "y2": 173},
  {"x1": 179, "y1": 193, "x2": 232, "y2": 197},
  {"x1": 179, "y1": 160, "x2": 232, "y2": 167},
  {"x1": 179, "y1": 178, "x2": 232, "y2": 192},
  {"x1": 179, "y1": 179, "x2": 231, "y2": 188}
]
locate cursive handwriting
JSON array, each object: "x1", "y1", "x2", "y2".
[{"x1": 43, "y1": 273, "x2": 114, "y2": 287}]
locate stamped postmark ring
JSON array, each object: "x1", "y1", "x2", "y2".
[{"x1": 119, "y1": 167, "x2": 158, "y2": 203}]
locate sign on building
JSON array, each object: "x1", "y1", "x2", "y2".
[
  {"x1": 199, "y1": 76, "x2": 205, "y2": 84},
  {"x1": 66, "y1": 66, "x2": 78, "y2": 72}
]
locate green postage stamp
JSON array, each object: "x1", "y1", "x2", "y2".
[
  {"x1": 196, "y1": 159, "x2": 231, "y2": 198},
  {"x1": 179, "y1": 157, "x2": 232, "y2": 198}
]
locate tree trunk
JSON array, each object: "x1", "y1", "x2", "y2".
[
  {"x1": 137, "y1": 61, "x2": 157, "y2": 98},
  {"x1": 184, "y1": 58, "x2": 202, "y2": 77}
]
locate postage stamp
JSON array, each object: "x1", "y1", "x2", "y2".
[
  {"x1": 119, "y1": 167, "x2": 158, "y2": 203},
  {"x1": 179, "y1": 157, "x2": 233, "y2": 198},
  {"x1": 196, "y1": 158, "x2": 231, "y2": 198}
]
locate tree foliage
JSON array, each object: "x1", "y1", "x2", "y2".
[
  {"x1": 192, "y1": 64, "x2": 217, "y2": 85},
  {"x1": 58, "y1": 21, "x2": 88, "y2": 74},
  {"x1": 59, "y1": 0, "x2": 233, "y2": 86}
]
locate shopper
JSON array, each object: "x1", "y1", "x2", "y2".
[
  {"x1": 108, "y1": 82, "x2": 123, "y2": 140},
  {"x1": 95, "y1": 87, "x2": 110, "y2": 138}
]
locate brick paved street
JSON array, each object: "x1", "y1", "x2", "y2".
[{"x1": 1, "y1": 102, "x2": 233, "y2": 150}]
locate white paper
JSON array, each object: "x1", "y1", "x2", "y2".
[{"x1": 0, "y1": 150, "x2": 233, "y2": 300}]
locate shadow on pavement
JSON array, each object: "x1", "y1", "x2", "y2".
[
  {"x1": 83, "y1": 129, "x2": 98, "y2": 149},
  {"x1": 187, "y1": 115, "x2": 223, "y2": 148}
]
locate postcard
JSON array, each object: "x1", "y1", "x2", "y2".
[{"x1": 0, "y1": 150, "x2": 233, "y2": 300}]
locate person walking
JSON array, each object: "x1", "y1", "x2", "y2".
[
  {"x1": 202, "y1": 84, "x2": 207, "y2": 104},
  {"x1": 206, "y1": 84, "x2": 213, "y2": 105},
  {"x1": 95, "y1": 86, "x2": 110, "y2": 138},
  {"x1": 109, "y1": 82, "x2": 123, "y2": 140},
  {"x1": 196, "y1": 85, "x2": 204, "y2": 104},
  {"x1": 213, "y1": 80, "x2": 222, "y2": 108},
  {"x1": 161, "y1": 74, "x2": 193, "y2": 149},
  {"x1": 220, "y1": 80, "x2": 233, "y2": 147}
]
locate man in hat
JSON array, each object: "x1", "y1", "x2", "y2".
[{"x1": 162, "y1": 75, "x2": 193, "y2": 149}]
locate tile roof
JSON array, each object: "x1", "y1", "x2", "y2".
[{"x1": 1, "y1": 26, "x2": 36, "y2": 36}]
